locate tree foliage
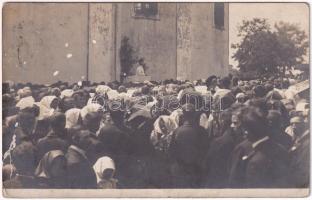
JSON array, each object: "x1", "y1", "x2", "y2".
[
  {"x1": 119, "y1": 36, "x2": 138, "y2": 76},
  {"x1": 232, "y1": 18, "x2": 308, "y2": 76},
  {"x1": 274, "y1": 22, "x2": 309, "y2": 67}
]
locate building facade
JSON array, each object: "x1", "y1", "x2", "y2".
[{"x1": 3, "y1": 3, "x2": 229, "y2": 84}]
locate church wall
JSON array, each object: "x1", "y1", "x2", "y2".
[
  {"x1": 3, "y1": 3, "x2": 229, "y2": 84},
  {"x1": 115, "y1": 3, "x2": 177, "y2": 81},
  {"x1": 3, "y1": 3, "x2": 89, "y2": 84},
  {"x1": 88, "y1": 4, "x2": 116, "y2": 83},
  {"x1": 177, "y1": 3, "x2": 229, "y2": 81}
]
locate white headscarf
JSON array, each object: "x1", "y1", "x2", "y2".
[
  {"x1": 60, "y1": 89, "x2": 74, "y2": 99},
  {"x1": 93, "y1": 156, "x2": 115, "y2": 184},
  {"x1": 107, "y1": 90, "x2": 119, "y2": 100},
  {"x1": 169, "y1": 109, "x2": 183, "y2": 128},
  {"x1": 153, "y1": 115, "x2": 177, "y2": 136},
  {"x1": 37, "y1": 96, "x2": 58, "y2": 120},
  {"x1": 80, "y1": 103, "x2": 102, "y2": 122},
  {"x1": 40, "y1": 96, "x2": 57, "y2": 109},
  {"x1": 117, "y1": 92, "x2": 130, "y2": 100},
  {"x1": 96, "y1": 85, "x2": 111, "y2": 95},
  {"x1": 16, "y1": 96, "x2": 35, "y2": 110},
  {"x1": 296, "y1": 101, "x2": 309, "y2": 112},
  {"x1": 65, "y1": 108, "x2": 81, "y2": 128},
  {"x1": 150, "y1": 115, "x2": 177, "y2": 152},
  {"x1": 17, "y1": 87, "x2": 32, "y2": 99}
]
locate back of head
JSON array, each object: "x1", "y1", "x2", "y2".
[
  {"x1": 49, "y1": 112, "x2": 66, "y2": 132},
  {"x1": 265, "y1": 83, "x2": 274, "y2": 93},
  {"x1": 17, "y1": 111, "x2": 36, "y2": 134},
  {"x1": 72, "y1": 129, "x2": 93, "y2": 150},
  {"x1": 219, "y1": 76, "x2": 231, "y2": 89},
  {"x1": 59, "y1": 97, "x2": 75, "y2": 113},
  {"x1": 72, "y1": 129, "x2": 102, "y2": 162},
  {"x1": 141, "y1": 85, "x2": 150, "y2": 95},
  {"x1": 206, "y1": 75, "x2": 217, "y2": 87},
  {"x1": 12, "y1": 142, "x2": 37, "y2": 174},
  {"x1": 249, "y1": 97, "x2": 268, "y2": 116},
  {"x1": 241, "y1": 107, "x2": 268, "y2": 141},
  {"x1": 181, "y1": 103, "x2": 197, "y2": 121},
  {"x1": 253, "y1": 85, "x2": 266, "y2": 98},
  {"x1": 219, "y1": 109, "x2": 232, "y2": 131},
  {"x1": 50, "y1": 87, "x2": 61, "y2": 97}
]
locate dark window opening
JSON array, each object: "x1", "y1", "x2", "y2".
[
  {"x1": 134, "y1": 3, "x2": 158, "y2": 18},
  {"x1": 214, "y1": 3, "x2": 224, "y2": 29}
]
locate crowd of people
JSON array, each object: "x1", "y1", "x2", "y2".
[{"x1": 2, "y1": 74, "x2": 309, "y2": 189}]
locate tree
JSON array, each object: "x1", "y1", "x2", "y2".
[
  {"x1": 274, "y1": 22, "x2": 309, "y2": 75},
  {"x1": 232, "y1": 18, "x2": 308, "y2": 77},
  {"x1": 119, "y1": 36, "x2": 138, "y2": 81}
]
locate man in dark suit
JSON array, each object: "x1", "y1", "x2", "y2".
[
  {"x1": 236, "y1": 107, "x2": 290, "y2": 188},
  {"x1": 169, "y1": 103, "x2": 208, "y2": 188},
  {"x1": 203, "y1": 108, "x2": 245, "y2": 188},
  {"x1": 36, "y1": 112, "x2": 69, "y2": 161},
  {"x1": 65, "y1": 129, "x2": 101, "y2": 189}
]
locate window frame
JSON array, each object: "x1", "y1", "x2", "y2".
[
  {"x1": 132, "y1": 2, "x2": 160, "y2": 21},
  {"x1": 213, "y1": 2, "x2": 225, "y2": 31}
]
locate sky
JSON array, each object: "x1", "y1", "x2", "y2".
[{"x1": 229, "y1": 3, "x2": 310, "y2": 67}]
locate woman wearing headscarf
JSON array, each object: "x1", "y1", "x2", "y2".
[
  {"x1": 80, "y1": 103, "x2": 103, "y2": 134},
  {"x1": 93, "y1": 156, "x2": 118, "y2": 189},
  {"x1": 35, "y1": 150, "x2": 68, "y2": 188},
  {"x1": 149, "y1": 115, "x2": 178, "y2": 188},
  {"x1": 15, "y1": 95, "x2": 35, "y2": 111},
  {"x1": 169, "y1": 109, "x2": 183, "y2": 128},
  {"x1": 37, "y1": 96, "x2": 59, "y2": 120},
  {"x1": 150, "y1": 115, "x2": 177, "y2": 153},
  {"x1": 16, "y1": 87, "x2": 32, "y2": 101},
  {"x1": 65, "y1": 108, "x2": 81, "y2": 129}
]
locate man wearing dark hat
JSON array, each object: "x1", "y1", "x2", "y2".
[{"x1": 169, "y1": 103, "x2": 208, "y2": 188}]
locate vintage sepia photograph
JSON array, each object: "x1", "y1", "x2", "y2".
[{"x1": 2, "y1": 2, "x2": 310, "y2": 198}]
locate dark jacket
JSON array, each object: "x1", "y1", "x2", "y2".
[
  {"x1": 271, "y1": 131, "x2": 293, "y2": 151},
  {"x1": 228, "y1": 139, "x2": 253, "y2": 188},
  {"x1": 288, "y1": 130, "x2": 309, "y2": 188},
  {"x1": 36, "y1": 131, "x2": 69, "y2": 161},
  {"x1": 169, "y1": 121, "x2": 208, "y2": 188},
  {"x1": 97, "y1": 124, "x2": 131, "y2": 158},
  {"x1": 65, "y1": 145, "x2": 97, "y2": 189},
  {"x1": 244, "y1": 138, "x2": 290, "y2": 188},
  {"x1": 204, "y1": 128, "x2": 245, "y2": 188}
]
